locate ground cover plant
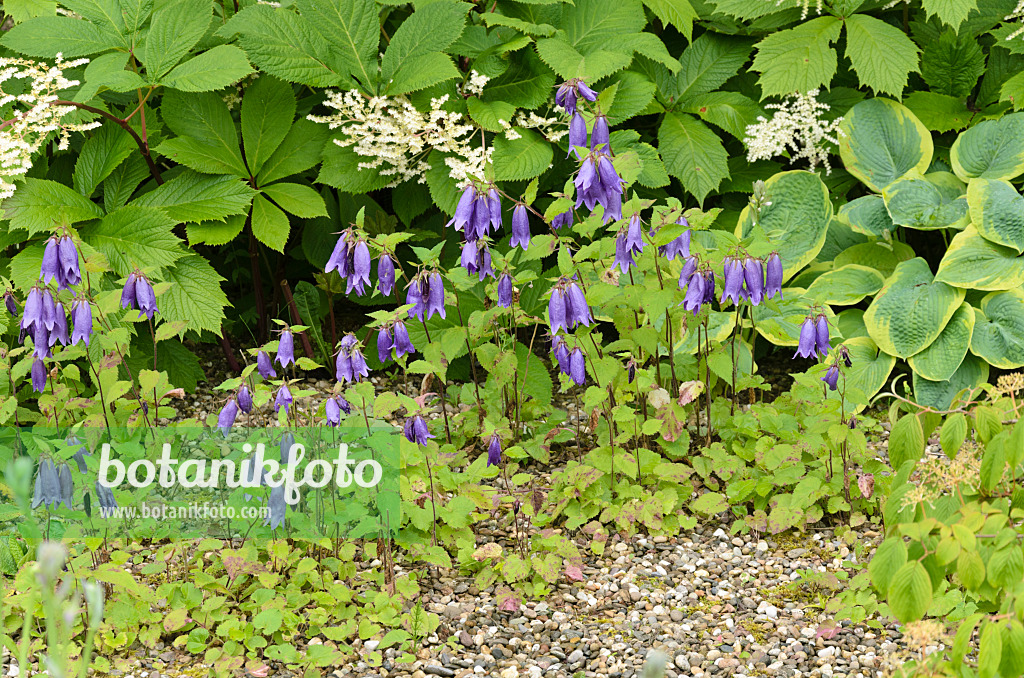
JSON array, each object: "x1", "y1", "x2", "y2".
[{"x1": 1, "y1": 0, "x2": 1024, "y2": 675}]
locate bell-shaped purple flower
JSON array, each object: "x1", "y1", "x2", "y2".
[
  {"x1": 566, "y1": 281, "x2": 591, "y2": 328},
  {"x1": 58, "y1": 236, "x2": 81, "y2": 288},
  {"x1": 548, "y1": 287, "x2": 568, "y2": 335},
  {"x1": 31, "y1": 358, "x2": 47, "y2": 393},
  {"x1": 720, "y1": 258, "x2": 745, "y2": 306},
  {"x1": 815, "y1": 315, "x2": 830, "y2": 357},
  {"x1": 744, "y1": 257, "x2": 765, "y2": 306},
  {"x1": 765, "y1": 252, "x2": 783, "y2": 300},
  {"x1": 325, "y1": 397, "x2": 341, "y2": 426},
  {"x1": 627, "y1": 359, "x2": 637, "y2": 384},
  {"x1": 555, "y1": 79, "x2": 598, "y2": 115},
  {"x1": 274, "y1": 383, "x2": 292, "y2": 414},
  {"x1": 794, "y1": 317, "x2": 817, "y2": 359},
  {"x1": 406, "y1": 276, "x2": 426, "y2": 321},
  {"x1": 41, "y1": 237, "x2": 61, "y2": 287},
  {"x1": 337, "y1": 394, "x2": 352, "y2": 414},
  {"x1": 613, "y1": 231, "x2": 635, "y2": 274},
  {"x1": 839, "y1": 345, "x2": 853, "y2": 368},
  {"x1": 347, "y1": 241, "x2": 372, "y2": 296},
  {"x1": 682, "y1": 272, "x2": 706, "y2": 316},
  {"x1": 821, "y1": 364, "x2": 840, "y2": 391},
  {"x1": 377, "y1": 325, "x2": 394, "y2": 364},
  {"x1": 124, "y1": 273, "x2": 157, "y2": 320},
  {"x1": 336, "y1": 334, "x2": 369, "y2": 383},
  {"x1": 497, "y1": 273, "x2": 513, "y2": 308},
  {"x1": 276, "y1": 330, "x2": 295, "y2": 368},
  {"x1": 3, "y1": 290, "x2": 15, "y2": 316},
  {"x1": 237, "y1": 386, "x2": 253, "y2": 413},
  {"x1": 488, "y1": 188, "x2": 503, "y2": 233},
  {"x1": 568, "y1": 113, "x2": 587, "y2": 157},
  {"x1": 660, "y1": 218, "x2": 691, "y2": 261},
  {"x1": 50, "y1": 303, "x2": 69, "y2": 347},
  {"x1": 377, "y1": 253, "x2": 396, "y2": 296},
  {"x1": 120, "y1": 272, "x2": 137, "y2": 311},
  {"x1": 552, "y1": 211, "x2": 573, "y2": 230},
  {"x1": 487, "y1": 435, "x2": 502, "y2": 467},
  {"x1": 450, "y1": 185, "x2": 476, "y2": 233},
  {"x1": 426, "y1": 271, "x2": 446, "y2": 320},
  {"x1": 32, "y1": 323, "x2": 50, "y2": 359},
  {"x1": 21, "y1": 287, "x2": 42, "y2": 332},
  {"x1": 511, "y1": 204, "x2": 531, "y2": 250},
  {"x1": 569, "y1": 348, "x2": 586, "y2": 385},
  {"x1": 326, "y1": 234, "x2": 350, "y2": 276},
  {"x1": 577, "y1": 81, "x2": 597, "y2": 102},
  {"x1": 218, "y1": 398, "x2": 239, "y2": 436},
  {"x1": 393, "y1": 321, "x2": 415, "y2": 359},
  {"x1": 678, "y1": 256, "x2": 697, "y2": 289},
  {"x1": 404, "y1": 415, "x2": 434, "y2": 446},
  {"x1": 703, "y1": 270, "x2": 716, "y2": 304},
  {"x1": 591, "y1": 114, "x2": 609, "y2": 152},
  {"x1": 70, "y1": 297, "x2": 92, "y2": 346},
  {"x1": 552, "y1": 335, "x2": 571, "y2": 374},
  {"x1": 40, "y1": 289, "x2": 56, "y2": 331},
  {"x1": 257, "y1": 350, "x2": 277, "y2": 378},
  {"x1": 625, "y1": 214, "x2": 644, "y2": 254}
]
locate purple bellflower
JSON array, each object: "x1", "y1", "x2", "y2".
[
  {"x1": 765, "y1": 252, "x2": 783, "y2": 300},
  {"x1": 497, "y1": 273, "x2": 513, "y2": 308},
  {"x1": 487, "y1": 435, "x2": 502, "y2": 467},
  {"x1": 568, "y1": 348, "x2": 586, "y2": 385},
  {"x1": 658, "y1": 216, "x2": 691, "y2": 261},
  {"x1": 377, "y1": 325, "x2": 394, "y2": 364},
  {"x1": 335, "y1": 333, "x2": 369, "y2": 383},
  {"x1": 744, "y1": 257, "x2": 765, "y2": 306},
  {"x1": 613, "y1": 231, "x2": 635, "y2": 274},
  {"x1": 568, "y1": 112, "x2": 587, "y2": 157},
  {"x1": 325, "y1": 397, "x2": 341, "y2": 426},
  {"x1": 794, "y1": 316, "x2": 817, "y2": 359},
  {"x1": 276, "y1": 330, "x2": 295, "y2": 368},
  {"x1": 510, "y1": 204, "x2": 531, "y2": 250},
  {"x1": 552, "y1": 211, "x2": 573, "y2": 230},
  {"x1": 393, "y1": 320, "x2": 415, "y2": 359},
  {"x1": 237, "y1": 386, "x2": 253, "y2": 413},
  {"x1": 377, "y1": 252, "x2": 396, "y2": 296},
  {"x1": 682, "y1": 272, "x2": 706, "y2": 316},
  {"x1": 822, "y1": 364, "x2": 840, "y2": 391},
  {"x1": 815, "y1": 315, "x2": 830, "y2": 357},
  {"x1": 575, "y1": 153, "x2": 623, "y2": 224},
  {"x1": 3, "y1": 290, "x2": 16, "y2": 316},
  {"x1": 58, "y1": 235, "x2": 81, "y2": 288},
  {"x1": 218, "y1": 398, "x2": 238, "y2": 436},
  {"x1": 591, "y1": 114, "x2": 609, "y2": 152},
  {"x1": 404, "y1": 415, "x2": 435, "y2": 446},
  {"x1": 552, "y1": 335, "x2": 571, "y2": 375},
  {"x1": 257, "y1": 350, "x2": 277, "y2": 378},
  {"x1": 554, "y1": 78, "x2": 598, "y2": 115},
  {"x1": 69, "y1": 297, "x2": 92, "y2": 346},
  {"x1": 274, "y1": 383, "x2": 292, "y2": 414},
  {"x1": 720, "y1": 257, "x2": 745, "y2": 306},
  {"x1": 31, "y1": 358, "x2": 47, "y2": 393}
]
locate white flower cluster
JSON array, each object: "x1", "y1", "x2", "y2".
[
  {"x1": 309, "y1": 90, "x2": 489, "y2": 186},
  {"x1": 512, "y1": 111, "x2": 568, "y2": 143},
  {"x1": 461, "y1": 70, "x2": 490, "y2": 97},
  {"x1": 0, "y1": 54, "x2": 100, "y2": 201},
  {"x1": 1005, "y1": 0, "x2": 1024, "y2": 40},
  {"x1": 743, "y1": 89, "x2": 844, "y2": 175}
]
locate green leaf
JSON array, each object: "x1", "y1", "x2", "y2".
[
  {"x1": 140, "y1": 0, "x2": 211, "y2": 78},
  {"x1": 160, "y1": 45, "x2": 254, "y2": 92},
  {"x1": 257, "y1": 118, "x2": 329, "y2": 186},
  {"x1": 381, "y1": 1, "x2": 467, "y2": 85},
  {"x1": 844, "y1": 15, "x2": 919, "y2": 97},
  {"x1": 979, "y1": 622, "x2": 1003, "y2": 678},
  {"x1": 483, "y1": 50, "x2": 556, "y2": 109},
  {"x1": 157, "y1": 136, "x2": 248, "y2": 176},
  {"x1": 563, "y1": 0, "x2": 646, "y2": 53},
  {"x1": 950, "y1": 112, "x2": 1024, "y2": 181},
  {"x1": 186, "y1": 216, "x2": 245, "y2": 247},
  {"x1": 605, "y1": 71, "x2": 657, "y2": 125},
  {"x1": 132, "y1": 171, "x2": 256, "y2": 223},
  {"x1": 159, "y1": 90, "x2": 247, "y2": 176},
  {"x1": 825, "y1": 335, "x2": 897, "y2": 408},
  {"x1": 261, "y1": 182, "x2": 327, "y2": 218},
  {"x1": 251, "y1": 193, "x2": 292, "y2": 252},
  {"x1": 868, "y1": 537, "x2": 907, "y2": 592},
  {"x1": 865, "y1": 257, "x2": 965, "y2": 358},
  {"x1": 103, "y1": 154, "x2": 149, "y2": 211},
  {"x1": 78, "y1": 51, "x2": 146, "y2": 99},
  {"x1": 119, "y1": 0, "x2": 152, "y2": 40},
  {"x1": 1000, "y1": 70, "x2": 1024, "y2": 110},
  {"x1": 294, "y1": 0, "x2": 379, "y2": 90},
  {"x1": 218, "y1": 4, "x2": 348, "y2": 87},
  {"x1": 691, "y1": 492, "x2": 728, "y2": 514},
  {"x1": 907, "y1": 302, "x2": 974, "y2": 382},
  {"x1": 889, "y1": 413, "x2": 925, "y2": 470},
  {"x1": 914, "y1": 353, "x2": 988, "y2": 410},
  {"x1": 804, "y1": 264, "x2": 884, "y2": 306},
  {"x1": 882, "y1": 174, "x2": 969, "y2": 231},
  {"x1": 987, "y1": 544, "x2": 1024, "y2": 588},
  {"x1": 318, "y1": 142, "x2": 390, "y2": 194},
  {"x1": 241, "y1": 76, "x2": 296, "y2": 176},
  {"x1": 672, "y1": 33, "x2": 754, "y2": 102},
  {"x1": 970, "y1": 289, "x2": 1024, "y2": 369},
  {"x1": 1, "y1": 16, "x2": 120, "y2": 57},
  {"x1": 642, "y1": 0, "x2": 697, "y2": 40},
  {"x1": 838, "y1": 98, "x2": 934, "y2": 193},
  {"x1": 920, "y1": 30, "x2": 985, "y2": 98},
  {"x1": 386, "y1": 52, "x2": 461, "y2": 95},
  {"x1": 681, "y1": 91, "x2": 763, "y2": 140},
  {"x1": 902, "y1": 91, "x2": 973, "y2": 133},
  {"x1": 751, "y1": 17, "x2": 842, "y2": 99},
  {"x1": 1, "y1": 178, "x2": 105, "y2": 236},
  {"x1": 73, "y1": 123, "x2": 136, "y2": 197},
  {"x1": 126, "y1": 337, "x2": 205, "y2": 390},
  {"x1": 940, "y1": 412, "x2": 968, "y2": 456},
  {"x1": 160, "y1": 254, "x2": 229, "y2": 335},
  {"x1": 837, "y1": 195, "x2": 895, "y2": 238},
  {"x1": 3, "y1": 0, "x2": 57, "y2": 24},
  {"x1": 466, "y1": 98, "x2": 517, "y2": 133},
  {"x1": 967, "y1": 177, "x2": 1024, "y2": 253},
  {"x1": 535, "y1": 39, "x2": 632, "y2": 82},
  {"x1": 658, "y1": 112, "x2": 729, "y2": 204},
  {"x1": 79, "y1": 206, "x2": 184, "y2": 275},
  {"x1": 921, "y1": 0, "x2": 978, "y2": 28},
  {"x1": 887, "y1": 561, "x2": 932, "y2": 624},
  {"x1": 735, "y1": 171, "x2": 833, "y2": 281},
  {"x1": 62, "y1": 0, "x2": 125, "y2": 33},
  {"x1": 492, "y1": 129, "x2": 553, "y2": 182},
  {"x1": 935, "y1": 225, "x2": 1024, "y2": 290}
]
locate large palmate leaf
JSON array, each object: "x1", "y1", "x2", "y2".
[
  {"x1": 920, "y1": 30, "x2": 985, "y2": 98},
  {"x1": 659, "y1": 112, "x2": 729, "y2": 204},
  {"x1": 751, "y1": 17, "x2": 842, "y2": 99},
  {"x1": 159, "y1": 254, "x2": 229, "y2": 335},
  {"x1": 967, "y1": 178, "x2": 1024, "y2": 253},
  {"x1": 970, "y1": 289, "x2": 1024, "y2": 369},
  {"x1": 950, "y1": 112, "x2": 1024, "y2": 182},
  {"x1": 736, "y1": 171, "x2": 832, "y2": 281},
  {"x1": 844, "y1": 15, "x2": 919, "y2": 97},
  {"x1": 935, "y1": 225, "x2": 1024, "y2": 290},
  {"x1": 1, "y1": 178, "x2": 105, "y2": 236},
  {"x1": 907, "y1": 302, "x2": 975, "y2": 382},
  {"x1": 882, "y1": 174, "x2": 969, "y2": 231},
  {"x1": 158, "y1": 90, "x2": 247, "y2": 177},
  {"x1": 839, "y1": 98, "x2": 933, "y2": 193},
  {"x1": 864, "y1": 257, "x2": 964, "y2": 358},
  {"x1": 914, "y1": 353, "x2": 988, "y2": 410},
  {"x1": 824, "y1": 336, "x2": 897, "y2": 410},
  {"x1": 79, "y1": 206, "x2": 184, "y2": 275}
]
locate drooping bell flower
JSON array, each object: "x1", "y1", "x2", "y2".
[
  {"x1": 626, "y1": 358, "x2": 637, "y2": 384},
  {"x1": 347, "y1": 240, "x2": 372, "y2": 296},
  {"x1": 237, "y1": 386, "x2": 253, "y2": 413},
  {"x1": 678, "y1": 257, "x2": 697, "y2": 289},
  {"x1": 123, "y1": 271, "x2": 157, "y2": 320},
  {"x1": 552, "y1": 335, "x2": 571, "y2": 374},
  {"x1": 575, "y1": 153, "x2": 623, "y2": 224},
  {"x1": 32, "y1": 458, "x2": 60, "y2": 509},
  {"x1": 682, "y1": 272, "x2": 706, "y2": 316},
  {"x1": 554, "y1": 78, "x2": 597, "y2": 116},
  {"x1": 744, "y1": 257, "x2": 765, "y2": 306},
  {"x1": 487, "y1": 435, "x2": 502, "y2": 467},
  {"x1": 280, "y1": 431, "x2": 296, "y2": 463},
  {"x1": 58, "y1": 235, "x2": 81, "y2": 288},
  {"x1": 461, "y1": 239, "x2": 493, "y2": 280},
  {"x1": 3, "y1": 290, "x2": 15, "y2": 316},
  {"x1": 325, "y1": 397, "x2": 341, "y2": 426},
  {"x1": 426, "y1": 271, "x2": 446, "y2": 320},
  {"x1": 765, "y1": 252, "x2": 783, "y2": 300},
  {"x1": 70, "y1": 297, "x2": 92, "y2": 346},
  {"x1": 821, "y1": 364, "x2": 840, "y2": 391},
  {"x1": 335, "y1": 334, "x2": 369, "y2": 383},
  {"x1": 613, "y1": 230, "x2": 635, "y2": 274},
  {"x1": 450, "y1": 185, "x2": 477, "y2": 234},
  {"x1": 49, "y1": 302, "x2": 69, "y2": 347},
  {"x1": 488, "y1": 188, "x2": 502, "y2": 233},
  {"x1": 32, "y1": 322, "x2": 51, "y2": 359},
  {"x1": 568, "y1": 113, "x2": 587, "y2": 158},
  {"x1": 218, "y1": 398, "x2": 239, "y2": 436},
  {"x1": 274, "y1": 383, "x2": 292, "y2": 414},
  {"x1": 337, "y1": 394, "x2": 352, "y2": 414},
  {"x1": 41, "y1": 237, "x2": 61, "y2": 287},
  {"x1": 406, "y1": 275, "x2": 427, "y2": 321},
  {"x1": 257, "y1": 350, "x2": 277, "y2": 378},
  {"x1": 276, "y1": 330, "x2": 295, "y2": 368},
  {"x1": 326, "y1": 232, "x2": 352, "y2": 277},
  {"x1": 568, "y1": 348, "x2": 586, "y2": 385},
  {"x1": 377, "y1": 325, "x2": 394, "y2": 364},
  {"x1": 591, "y1": 113, "x2": 609, "y2": 152},
  {"x1": 393, "y1": 320, "x2": 415, "y2": 359},
  {"x1": 21, "y1": 287, "x2": 42, "y2": 333},
  {"x1": 264, "y1": 484, "x2": 286, "y2": 529},
  {"x1": 94, "y1": 479, "x2": 117, "y2": 516},
  {"x1": 497, "y1": 273, "x2": 513, "y2": 308},
  {"x1": 120, "y1": 272, "x2": 137, "y2": 312},
  {"x1": 403, "y1": 415, "x2": 434, "y2": 446},
  {"x1": 720, "y1": 257, "x2": 745, "y2": 306},
  {"x1": 377, "y1": 253, "x2": 396, "y2": 296},
  {"x1": 57, "y1": 463, "x2": 73, "y2": 509},
  {"x1": 794, "y1": 316, "x2": 817, "y2": 359},
  {"x1": 815, "y1": 315, "x2": 830, "y2": 357},
  {"x1": 41, "y1": 289, "x2": 56, "y2": 331},
  {"x1": 565, "y1": 280, "x2": 591, "y2": 328},
  {"x1": 625, "y1": 214, "x2": 644, "y2": 255},
  {"x1": 658, "y1": 217, "x2": 691, "y2": 261},
  {"x1": 552, "y1": 211, "x2": 573, "y2": 230},
  {"x1": 31, "y1": 358, "x2": 47, "y2": 393},
  {"x1": 548, "y1": 286, "x2": 568, "y2": 335},
  {"x1": 702, "y1": 270, "x2": 716, "y2": 305},
  {"x1": 839, "y1": 344, "x2": 853, "y2": 368},
  {"x1": 510, "y1": 204, "x2": 531, "y2": 250}
]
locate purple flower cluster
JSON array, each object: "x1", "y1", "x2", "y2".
[
  {"x1": 460, "y1": 238, "x2": 494, "y2": 281},
  {"x1": 653, "y1": 216, "x2": 691, "y2": 261},
  {"x1": 795, "y1": 314, "x2": 831, "y2": 359},
  {"x1": 407, "y1": 271, "x2": 445, "y2": 322},
  {"x1": 548, "y1": 278, "x2": 591, "y2": 335},
  {"x1": 325, "y1": 394, "x2": 351, "y2": 426},
  {"x1": 450, "y1": 184, "x2": 503, "y2": 242},
  {"x1": 404, "y1": 415, "x2": 434, "y2": 446},
  {"x1": 720, "y1": 253, "x2": 783, "y2": 307},
  {"x1": 40, "y1": 235, "x2": 81, "y2": 291},
  {"x1": 121, "y1": 271, "x2": 158, "y2": 320},
  {"x1": 378, "y1": 320, "x2": 415, "y2": 364},
  {"x1": 335, "y1": 333, "x2": 369, "y2": 383},
  {"x1": 551, "y1": 336, "x2": 587, "y2": 386},
  {"x1": 575, "y1": 153, "x2": 623, "y2": 224},
  {"x1": 554, "y1": 79, "x2": 597, "y2": 116},
  {"x1": 613, "y1": 214, "x2": 645, "y2": 274},
  {"x1": 326, "y1": 230, "x2": 372, "y2": 296}
]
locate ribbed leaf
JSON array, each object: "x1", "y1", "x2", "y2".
[
  {"x1": 132, "y1": 171, "x2": 256, "y2": 223},
  {"x1": 381, "y1": 1, "x2": 466, "y2": 84},
  {"x1": 73, "y1": 123, "x2": 136, "y2": 197},
  {"x1": 79, "y1": 206, "x2": 184, "y2": 275},
  {"x1": 160, "y1": 254, "x2": 229, "y2": 335},
  {"x1": 658, "y1": 111, "x2": 729, "y2": 204},
  {"x1": 493, "y1": 129, "x2": 553, "y2": 182},
  {"x1": 261, "y1": 182, "x2": 327, "y2": 219},
  {"x1": 844, "y1": 14, "x2": 919, "y2": 97},
  {"x1": 251, "y1": 193, "x2": 292, "y2": 252},
  {"x1": 257, "y1": 119, "x2": 329, "y2": 185},
  {"x1": 751, "y1": 17, "x2": 842, "y2": 99},
  {"x1": 160, "y1": 45, "x2": 254, "y2": 92},
  {"x1": 1, "y1": 16, "x2": 121, "y2": 57},
  {"x1": 1, "y1": 179, "x2": 105, "y2": 236},
  {"x1": 294, "y1": 0, "x2": 378, "y2": 90},
  {"x1": 140, "y1": 0, "x2": 211, "y2": 78},
  {"x1": 242, "y1": 76, "x2": 297, "y2": 176}
]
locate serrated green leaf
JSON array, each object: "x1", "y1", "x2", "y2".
[
  {"x1": 921, "y1": 30, "x2": 984, "y2": 98},
  {"x1": 79, "y1": 206, "x2": 184, "y2": 275},
  {"x1": 3, "y1": 0, "x2": 57, "y2": 24},
  {"x1": 922, "y1": 0, "x2": 978, "y2": 28},
  {"x1": 681, "y1": 91, "x2": 763, "y2": 140},
  {"x1": 1001, "y1": 70, "x2": 1024, "y2": 110},
  {"x1": 186, "y1": 215, "x2": 246, "y2": 247},
  {"x1": 386, "y1": 51, "x2": 461, "y2": 95},
  {"x1": 492, "y1": 129, "x2": 553, "y2": 182},
  {"x1": 887, "y1": 561, "x2": 932, "y2": 623},
  {"x1": 160, "y1": 44, "x2": 254, "y2": 92},
  {"x1": 78, "y1": 51, "x2": 146, "y2": 99},
  {"x1": 535, "y1": 39, "x2": 632, "y2": 81},
  {"x1": 160, "y1": 254, "x2": 229, "y2": 335},
  {"x1": 258, "y1": 118, "x2": 329, "y2": 185},
  {"x1": 242, "y1": 75, "x2": 296, "y2": 176},
  {"x1": 140, "y1": 0, "x2": 210, "y2": 78},
  {"x1": 483, "y1": 50, "x2": 555, "y2": 108},
  {"x1": 251, "y1": 193, "x2": 292, "y2": 251},
  {"x1": 642, "y1": 0, "x2": 697, "y2": 40},
  {"x1": 844, "y1": 15, "x2": 919, "y2": 97},
  {"x1": 157, "y1": 136, "x2": 248, "y2": 176},
  {"x1": 751, "y1": 17, "x2": 842, "y2": 99},
  {"x1": 480, "y1": 11, "x2": 556, "y2": 37},
  {"x1": 658, "y1": 111, "x2": 729, "y2": 204},
  {"x1": 159, "y1": 90, "x2": 247, "y2": 176},
  {"x1": 318, "y1": 141, "x2": 391, "y2": 193},
  {"x1": 605, "y1": 71, "x2": 657, "y2": 125},
  {"x1": 381, "y1": 1, "x2": 466, "y2": 85},
  {"x1": 673, "y1": 33, "x2": 754, "y2": 102},
  {"x1": 2, "y1": 178, "x2": 105, "y2": 236},
  {"x1": 466, "y1": 97, "x2": 517, "y2": 132},
  {"x1": 1, "y1": 16, "x2": 121, "y2": 57},
  {"x1": 132, "y1": 171, "x2": 256, "y2": 223},
  {"x1": 261, "y1": 182, "x2": 327, "y2": 218},
  {"x1": 294, "y1": 0, "x2": 378, "y2": 90},
  {"x1": 902, "y1": 91, "x2": 973, "y2": 132},
  {"x1": 73, "y1": 123, "x2": 136, "y2": 197}
]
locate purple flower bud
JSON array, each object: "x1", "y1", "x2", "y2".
[
  {"x1": 276, "y1": 330, "x2": 295, "y2": 367},
  {"x1": 274, "y1": 384, "x2": 292, "y2": 414},
  {"x1": 678, "y1": 256, "x2": 697, "y2": 289},
  {"x1": 257, "y1": 350, "x2": 277, "y2": 378},
  {"x1": 120, "y1": 272, "x2": 138, "y2": 311},
  {"x1": 326, "y1": 235, "x2": 349, "y2": 275},
  {"x1": 548, "y1": 287, "x2": 568, "y2": 335},
  {"x1": 794, "y1": 317, "x2": 817, "y2": 359},
  {"x1": 702, "y1": 270, "x2": 716, "y2": 304},
  {"x1": 134, "y1": 274, "x2": 157, "y2": 319},
  {"x1": 50, "y1": 302, "x2": 69, "y2": 347},
  {"x1": 744, "y1": 257, "x2": 765, "y2": 306},
  {"x1": 70, "y1": 297, "x2": 92, "y2": 346},
  {"x1": 591, "y1": 114, "x2": 609, "y2": 152},
  {"x1": 450, "y1": 185, "x2": 476, "y2": 233},
  {"x1": 568, "y1": 113, "x2": 587, "y2": 158},
  {"x1": 218, "y1": 398, "x2": 238, "y2": 436},
  {"x1": 337, "y1": 394, "x2": 351, "y2": 414},
  {"x1": 488, "y1": 188, "x2": 503, "y2": 232},
  {"x1": 32, "y1": 322, "x2": 50, "y2": 359},
  {"x1": 426, "y1": 272, "x2": 446, "y2": 320},
  {"x1": 325, "y1": 397, "x2": 341, "y2": 426},
  {"x1": 815, "y1": 315, "x2": 830, "y2": 357},
  {"x1": 347, "y1": 240, "x2": 372, "y2": 296},
  {"x1": 31, "y1": 358, "x2": 47, "y2": 392},
  {"x1": 487, "y1": 435, "x2": 502, "y2": 467},
  {"x1": 377, "y1": 254, "x2": 396, "y2": 297},
  {"x1": 821, "y1": 364, "x2": 840, "y2": 391},
  {"x1": 497, "y1": 273, "x2": 513, "y2": 308},
  {"x1": 552, "y1": 335, "x2": 571, "y2": 374},
  {"x1": 41, "y1": 237, "x2": 60, "y2": 287},
  {"x1": 377, "y1": 325, "x2": 394, "y2": 364},
  {"x1": 511, "y1": 204, "x2": 531, "y2": 250},
  {"x1": 94, "y1": 479, "x2": 117, "y2": 514},
  {"x1": 57, "y1": 236, "x2": 81, "y2": 288},
  {"x1": 555, "y1": 81, "x2": 579, "y2": 115},
  {"x1": 720, "y1": 258, "x2": 745, "y2": 306},
  {"x1": 577, "y1": 81, "x2": 597, "y2": 102},
  {"x1": 569, "y1": 348, "x2": 586, "y2": 385},
  {"x1": 3, "y1": 291, "x2": 16, "y2": 316},
  {"x1": 552, "y1": 211, "x2": 573, "y2": 230},
  {"x1": 765, "y1": 252, "x2": 783, "y2": 300},
  {"x1": 627, "y1": 359, "x2": 637, "y2": 383},
  {"x1": 237, "y1": 386, "x2": 253, "y2": 413},
  {"x1": 393, "y1": 321, "x2": 415, "y2": 358},
  {"x1": 839, "y1": 345, "x2": 853, "y2": 368},
  {"x1": 682, "y1": 273, "x2": 706, "y2": 316}
]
